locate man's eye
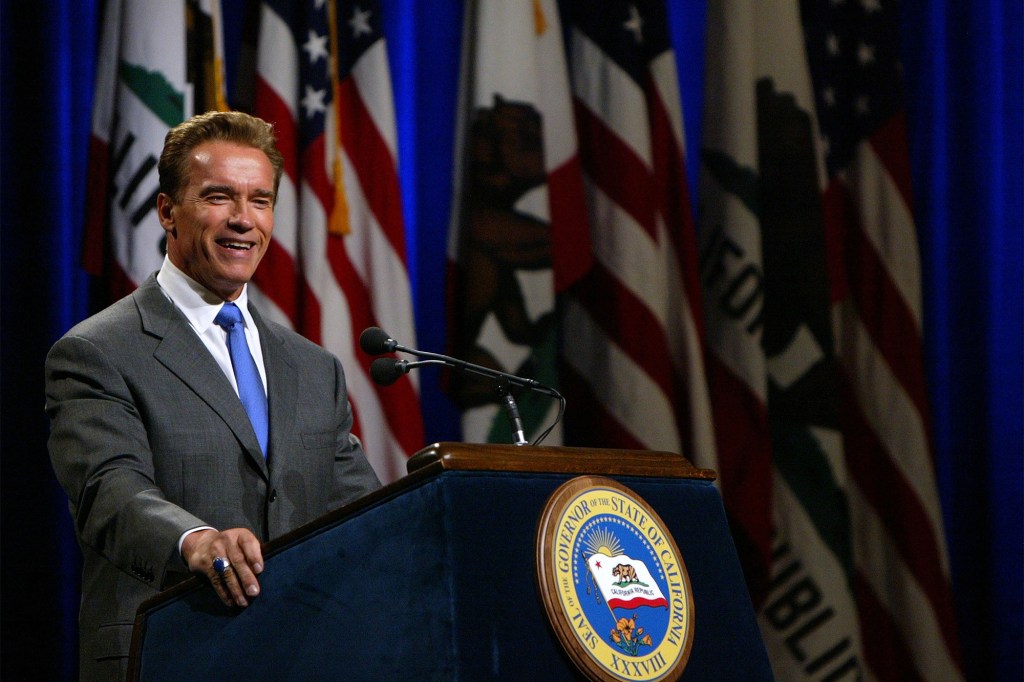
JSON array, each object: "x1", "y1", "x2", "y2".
[
  {"x1": 253, "y1": 198, "x2": 272, "y2": 209},
  {"x1": 206, "y1": 194, "x2": 229, "y2": 203}
]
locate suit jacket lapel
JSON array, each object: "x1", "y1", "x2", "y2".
[{"x1": 134, "y1": 276, "x2": 269, "y2": 478}]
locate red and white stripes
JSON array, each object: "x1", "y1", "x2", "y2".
[
  {"x1": 253, "y1": 2, "x2": 422, "y2": 483},
  {"x1": 563, "y1": 21, "x2": 717, "y2": 471}
]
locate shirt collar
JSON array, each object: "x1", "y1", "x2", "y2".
[{"x1": 156, "y1": 256, "x2": 256, "y2": 334}]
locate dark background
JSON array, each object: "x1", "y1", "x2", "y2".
[{"x1": 2, "y1": 0, "x2": 1021, "y2": 679}]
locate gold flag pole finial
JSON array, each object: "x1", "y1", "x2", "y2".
[
  {"x1": 533, "y1": 0, "x2": 548, "y2": 36},
  {"x1": 210, "y1": 0, "x2": 229, "y2": 111}
]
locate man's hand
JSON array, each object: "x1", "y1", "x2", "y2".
[{"x1": 182, "y1": 528, "x2": 264, "y2": 608}]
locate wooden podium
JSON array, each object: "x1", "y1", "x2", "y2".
[{"x1": 128, "y1": 443, "x2": 772, "y2": 680}]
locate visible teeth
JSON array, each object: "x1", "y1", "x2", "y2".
[{"x1": 220, "y1": 241, "x2": 252, "y2": 250}]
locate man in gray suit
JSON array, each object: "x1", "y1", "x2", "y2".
[{"x1": 46, "y1": 111, "x2": 382, "y2": 681}]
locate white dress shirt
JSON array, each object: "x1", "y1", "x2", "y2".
[{"x1": 156, "y1": 256, "x2": 268, "y2": 398}]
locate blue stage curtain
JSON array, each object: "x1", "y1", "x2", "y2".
[
  {"x1": 901, "y1": 0, "x2": 1023, "y2": 677},
  {"x1": 1, "y1": 0, "x2": 1019, "y2": 679},
  {"x1": 1, "y1": 1, "x2": 98, "y2": 679}
]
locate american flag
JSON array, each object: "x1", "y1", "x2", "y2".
[
  {"x1": 700, "y1": 0, "x2": 962, "y2": 678},
  {"x1": 253, "y1": 0, "x2": 422, "y2": 482},
  {"x1": 560, "y1": 0, "x2": 717, "y2": 470}
]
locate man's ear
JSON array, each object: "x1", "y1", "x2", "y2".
[{"x1": 156, "y1": 193, "x2": 176, "y2": 237}]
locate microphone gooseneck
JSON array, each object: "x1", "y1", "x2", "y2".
[
  {"x1": 370, "y1": 357, "x2": 448, "y2": 386},
  {"x1": 360, "y1": 327, "x2": 565, "y2": 446}
]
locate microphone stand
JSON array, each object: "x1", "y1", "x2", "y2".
[{"x1": 495, "y1": 378, "x2": 529, "y2": 446}]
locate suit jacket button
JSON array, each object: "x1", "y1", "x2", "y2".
[{"x1": 269, "y1": 489, "x2": 278, "y2": 502}]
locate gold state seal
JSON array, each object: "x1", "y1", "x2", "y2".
[{"x1": 536, "y1": 476, "x2": 695, "y2": 681}]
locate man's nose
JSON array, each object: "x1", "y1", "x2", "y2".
[{"x1": 228, "y1": 201, "x2": 256, "y2": 229}]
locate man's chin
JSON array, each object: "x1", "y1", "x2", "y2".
[{"x1": 199, "y1": 272, "x2": 254, "y2": 301}]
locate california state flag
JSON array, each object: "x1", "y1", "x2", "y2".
[
  {"x1": 84, "y1": 0, "x2": 226, "y2": 298},
  {"x1": 700, "y1": 0, "x2": 961, "y2": 679},
  {"x1": 447, "y1": 0, "x2": 589, "y2": 445},
  {"x1": 588, "y1": 553, "x2": 669, "y2": 611}
]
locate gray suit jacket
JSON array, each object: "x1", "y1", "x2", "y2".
[{"x1": 45, "y1": 275, "x2": 381, "y2": 681}]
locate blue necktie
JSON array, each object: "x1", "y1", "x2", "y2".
[{"x1": 215, "y1": 303, "x2": 269, "y2": 458}]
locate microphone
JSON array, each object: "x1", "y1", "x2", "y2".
[
  {"x1": 359, "y1": 327, "x2": 398, "y2": 355},
  {"x1": 369, "y1": 357, "x2": 446, "y2": 386},
  {"x1": 369, "y1": 357, "x2": 407, "y2": 386},
  {"x1": 360, "y1": 327, "x2": 565, "y2": 445}
]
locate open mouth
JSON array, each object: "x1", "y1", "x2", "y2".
[{"x1": 217, "y1": 239, "x2": 254, "y2": 251}]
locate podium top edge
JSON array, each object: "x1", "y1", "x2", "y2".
[{"x1": 406, "y1": 442, "x2": 718, "y2": 481}]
